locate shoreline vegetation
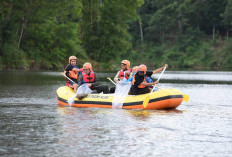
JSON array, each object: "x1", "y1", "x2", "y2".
[
  {"x1": 1, "y1": 66, "x2": 231, "y2": 72},
  {"x1": 1, "y1": 0, "x2": 232, "y2": 71}
]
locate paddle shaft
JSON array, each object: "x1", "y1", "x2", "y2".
[
  {"x1": 62, "y1": 73, "x2": 77, "y2": 84},
  {"x1": 143, "y1": 67, "x2": 167, "y2": 108},
  {"x1": 157, "y1": 67, "x2": 166, "y2": 82},
  {"x1": 107, "y1": 77, "x2": 116, "y2": 85},
  {"x1": 150, "y1": 67, "x2": 166, "y2": 93}
]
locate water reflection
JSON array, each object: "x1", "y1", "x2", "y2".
[
  {"x1": 126, "y1": 110, "x2": 151, "y2": 119},
  {"x1": 1, "y1": 71, "x2": 232, "y2": 157},
  {"x1": 57, "y1": 106, "x2": 78, "y2": 116},
  {"x1": 126, "y1": 109, "x2": 183, "y2": 121}
]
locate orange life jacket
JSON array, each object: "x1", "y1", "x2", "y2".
[
  {"x1": 69, "y1": 70, "x2": 79, "y2": 79},
  {"x1": 132, "y1": 75, "x2": 147, "y2": 88},
  {"x1": 118, "y1": 68, "x2": 131, "y2": 79},
  {"x1": 82, "y1": 72, "x2": 95, "y2": 83}
]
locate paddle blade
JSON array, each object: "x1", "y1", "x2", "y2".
[
  {"x1": 68, "y1": 94, "x2": 77, "y2": 106},
  {"x1": 143, "y1": 95, "x2": 151, "y2": 108},
  {"x1": 183, "y1": 94, "x2": 189, "y2": 102}
]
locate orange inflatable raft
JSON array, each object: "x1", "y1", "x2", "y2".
[{"x1": 57, "y1": 86, "x2": 188, "y2": 110}]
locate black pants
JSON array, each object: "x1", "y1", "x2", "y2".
[
  {"x1": 109, "y1": 86, "x2": 116, "y2": 93},
  {"x1": 93, "y1": 85, "x2": 109, "y2": 94},
  {"x1": 130, "y1": 86, "x2": 150, "y2": 95}
]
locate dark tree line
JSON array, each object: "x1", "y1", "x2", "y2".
[
  {"x1": 129, "y1": 0, "x2": 232, "y2": 69},
  {"x1": 0, "y1": 0, "x2": 231, "y2": 70}
]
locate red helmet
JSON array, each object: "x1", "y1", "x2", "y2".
[
  {"x1": 138, "y1": 64, "x2": 147, "y2": 74},
  {"x1": 83, "y1": 62, "x2": 92, "y2": 70},
  {"x1": 121, "y1": 60, "x2": 130, "y2": 69},
  {"x1": 132, "y1": 66, "x2": 139, "y2": 73},
  {"x1": 69, "y1": 56, "x2": 77, "y2": 63}
]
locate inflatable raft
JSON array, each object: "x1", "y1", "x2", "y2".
[{"x1": 57, "y1": 86, "x2": 187, "y2": 110}]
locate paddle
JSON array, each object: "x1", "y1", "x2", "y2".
[
  {"x1": 62, "y1": 73, "x2": 77, "y2": 84},
  {"x1": 67, "y1": 84, "x2": 92, "y2": 106},
  {"x1": 151, "y1": 83, "x2": 189, "y2": 102},
  {"x1": 67, "y1": 92, "x2": 78, "y2": 106},
  {"x1": 183, "y1": 94, "x2": 189, "y2": 102},
  {"x1": 107, "y1": 77, "x2": 131, "y2": 108},
  {"x1": 143, "y1": 67, "x2": 166, "y2": 108},
  {"x1": 107, "y1": 77, "x2": 116, "y2": 85},
  {"x1": 61, "y1": 73, "x2": 92, "y2": 106}
]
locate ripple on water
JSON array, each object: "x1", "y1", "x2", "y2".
[{"x1": 1, "y1": 71, "x2": 232, "y2": 157}]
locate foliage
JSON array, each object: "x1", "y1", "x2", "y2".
[
  {"x1": 128, "y1": 0, "x2": 231, "y2": 70},
  {"x1": 224, "y1": 0, "x2": 232, "y2": 25},
  {"x1": 0, "y1": 0, "x2": 85, "y2": 70},
  {"x1": 2, "y1": 42, "x2": 28, "y2": 69},
  {"x1": 0, "y1": 0, "x2": 232, "y2": 70},
  {"x1": 222, "y1": 38, "x2": 232, "y2": 68},
  {"x1": 80, "y1": 0, "x2": 144, "y2": 67}
]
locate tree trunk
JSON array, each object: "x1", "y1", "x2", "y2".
[
  {"x1": 18, "y1": 17, "x2": 27, "y2": 48},
  {"x1": 213, "y1": 24, "x2": 215, "y2": 40},
  {"x1": 178, "y1": 10, "x2": 182, "y2": 33},
  {"x1": 90, "y1": 0, "x2": 93, "y2": 29},
  {"x1": 139, "y1": 18, "x2": 143, "y2": 46},
  {"x1": 18, "y1": 0, "x2": 32, "y2": 48},
  {"x1": 178, "y1": 0, "x2": 183, "y2": 34},
  {"x1": 160, "y1": 30, "x2": 164, "y2": 44},
  {"x1": 99, "y1": 0, "x2": 102, "y2": 6}
]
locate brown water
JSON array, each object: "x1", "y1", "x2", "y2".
[{"x1": 0, "y1": 71, "x2": 232, "y2": 157}]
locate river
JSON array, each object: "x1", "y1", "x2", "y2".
[{"x1": 0, "y1": 71, "x2": 231, "y2": 157}]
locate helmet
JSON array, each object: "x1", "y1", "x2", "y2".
[
  {"x1": 132, "y1": 66, "x2": 139, "y2": 73},
  {"x1": 83, "y1": 62, "x2": 92, "y2": 70},
  {"x1": 69, "y1": 56, "x2": 77, "y2": 63},
  {"x1": 121, "y1": 60, "x2": 130, "y2": 69},
  {"x1": 138, "y1": 64, "x2": 147, "y2": 74}
]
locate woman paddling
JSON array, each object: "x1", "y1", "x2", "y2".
[{"x1": 130, "y1": 64, "x2": 168, "y2": 95}]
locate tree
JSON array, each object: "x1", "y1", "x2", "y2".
[
  {"x1": 0, "y1": 0, "x2": 86, "y2": 70},
  {"x1": 80, "y1": 0, "x2": 144, "y2": 64},
  {"x1": 223, "y1": 0, "x2": 232, "y2": 38}
]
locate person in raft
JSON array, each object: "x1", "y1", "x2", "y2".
[
  {"x1": 114, "y1": 60, "x2": 132, "y2": 82},
  {"x1": 130, "y1": 64, "x2": 168, "y2": 95},
  {"x1": 109, "y1": 60, "x2": 132, "y2": 93},
  {"x1": 127, "y1": 66, "x2": 153, "y2": 84},
  {"x1": 127, "y1": 66, "x2": 139, "y2": 82},
  {"x1": 64, "y1": 56, "x2": 82, "y2": 93},
  {"x1": 77, "y1": 62, "x2": 109, "y2": 94}
]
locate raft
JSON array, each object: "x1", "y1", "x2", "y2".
[{"x1": 56, "y1": 86, "x2": 186, "y2": 110}]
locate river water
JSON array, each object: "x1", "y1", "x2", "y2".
[{"x1": 0, "y1": 71, "x2": 231, "y2": 157}]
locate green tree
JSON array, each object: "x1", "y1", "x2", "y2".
[
  {"x1": 80, "y1": 0, "x2": 144, "y2": 65},
  {"x1": 22, "y1": 0, "x2": 86, "y2": 69},
  {"x1": 223, "y1": 0, "x2": 232, "y2": 38},
  {"x1": 0, "y1": 0, "x2": 86, "y2": 70}
]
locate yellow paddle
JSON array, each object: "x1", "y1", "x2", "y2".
[
  {"x1": 183, "y1": 94, "x2": 189, "y2": 102},
  {"x1": 107, "y1": 77, "x2": 116, "y2": 85},
  {"x1": 143, "y1": 67, "x2": 166, "y2": 108},
  {"x1": 61, "y1": 72, "x2": 91, "y2": 105},
  {"x1": 61, "y1": 72, "x2": 77, "y2": 85}
]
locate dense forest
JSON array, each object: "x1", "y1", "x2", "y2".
[{"x1": 0, "y1": 0, "x2": 232, "y2": 71}]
